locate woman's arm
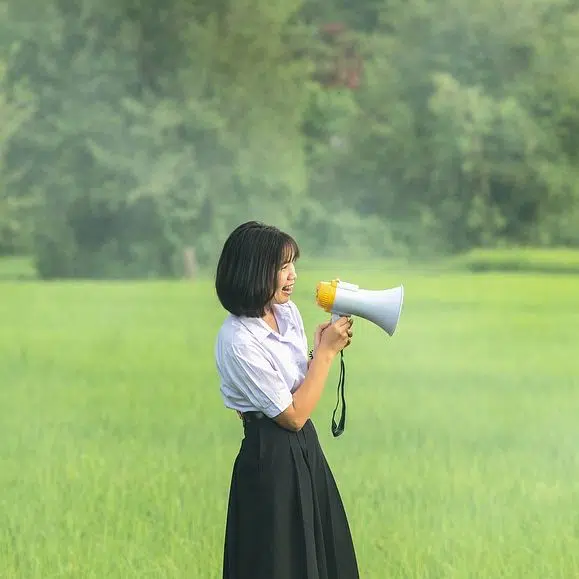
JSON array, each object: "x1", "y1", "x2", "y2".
[
  {"x1": 275, "y1": 347, "x2": 335, "y2": 431},
  {"x1": 306, "y1": 321, "x2": 331, "y2": 370},
  {"x1": 274, "y1": 317, "x2": 353, "y2": 431}
]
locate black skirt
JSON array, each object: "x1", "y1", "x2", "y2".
[{"x1": 222, "y1": 415, "x2": 359, "y2": 579}]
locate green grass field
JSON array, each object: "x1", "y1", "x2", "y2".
[{"x1": 1, "y1": 263, "x2": 579, "y2": 578}]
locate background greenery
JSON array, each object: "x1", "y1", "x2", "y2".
[
  {"x1": 1, "y1": 0, "x2": 579, "y2": 279},
  {"x1": 1, "y1": 1, "x2": 579, "y2": 576}
]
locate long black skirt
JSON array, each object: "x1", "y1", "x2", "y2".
[{"x1": 222, "y1": 416, "x2": 359, "y2": 579}]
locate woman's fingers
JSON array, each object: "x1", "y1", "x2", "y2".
[{"x1": 339, "y1": 317, "x2": 353, "y2": 348}]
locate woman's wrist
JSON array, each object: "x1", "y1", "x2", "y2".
[{"x1": 310, "y1": 345, "x2": 334, "y2": 362}]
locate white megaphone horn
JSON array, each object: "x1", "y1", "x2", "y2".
[{"x1": 315, "y1": 279, "x2": 404, "y2": 336}]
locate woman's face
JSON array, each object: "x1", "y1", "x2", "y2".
[{"x1": 271, "y1": 259, "x2": 297, "y2": 306}]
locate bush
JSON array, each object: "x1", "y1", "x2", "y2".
[{"x1": 451, "y1": 247, "x2": 579, "y2": 275}]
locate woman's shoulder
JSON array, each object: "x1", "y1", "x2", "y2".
[
  {"x1": 216, "y1": 314, "x2": 243, "y2": 343},
  {"x1": 215, "y1": 314, "x2": 261, "y2": 352}
]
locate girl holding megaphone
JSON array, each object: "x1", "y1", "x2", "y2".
[{"x1": 214, "y1": 221, "x2": 359, "y2": 579}]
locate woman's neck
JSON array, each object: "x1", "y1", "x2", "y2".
[{"x1": 262, "y1": 307, "x2": 279, "y2": 333}]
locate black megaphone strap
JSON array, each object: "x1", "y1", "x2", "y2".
[{"x1": 331, "y1": 350, "x2": 346, "y2": 437}]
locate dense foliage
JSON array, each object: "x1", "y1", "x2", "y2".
[{"x1": 1, "y1": 0, "x2": 578, "y2": 277}]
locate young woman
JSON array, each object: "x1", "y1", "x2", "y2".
[{"x1": 214, "y1": 221, "x2": 359, "y2": 579}]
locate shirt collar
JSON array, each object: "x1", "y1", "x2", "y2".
[{"x1": 238, "y1": 303, "x2": 293, "y2": 343}]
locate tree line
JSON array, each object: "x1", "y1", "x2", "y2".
[{"x1": 0, "y1": 0, "x2": 578, "y2": 278}]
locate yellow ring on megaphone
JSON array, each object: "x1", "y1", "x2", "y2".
[{"x1": 315, "y1": 279, "x2": 338, "y2": 312}]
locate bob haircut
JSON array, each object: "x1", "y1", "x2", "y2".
[{"x1": 215, "y1": 221, "x2": 300, "y2": 317}]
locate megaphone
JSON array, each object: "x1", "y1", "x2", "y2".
[
  {"x1": 313, "y1": 279, "x2": 404, "y2": 438},
  {"x1": 315, "y1": 279, "x2": 404, "y2": 336}
]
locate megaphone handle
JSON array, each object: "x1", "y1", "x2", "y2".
[{"x1": 331, "y1": 311, "x2": 350, "y2": 323}]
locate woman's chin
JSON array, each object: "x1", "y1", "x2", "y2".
[{"x1": 275, "y1": 292, "x2": 292, "y2": 304}]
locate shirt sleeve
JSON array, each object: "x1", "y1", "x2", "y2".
[{"x1": 224, "y1": 341, "x2": 294, "y2": 418}]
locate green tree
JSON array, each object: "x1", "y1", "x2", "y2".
[
  {"x1": 0, "y1": 60, "x2": 35, "y2": 255},
  {"x1": 3, "y1": 0, "x2": 313, "y2": 277}
]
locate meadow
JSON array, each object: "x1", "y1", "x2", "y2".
[{"x1": 1, "y1": 259, "x2": 579, "y2": 578}]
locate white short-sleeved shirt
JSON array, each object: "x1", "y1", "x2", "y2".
[{"x1": 215, "y1": 300, "x2": 309, "y2": 418}]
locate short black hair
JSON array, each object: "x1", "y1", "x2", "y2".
[{"x1": 215, "y1": 221, "x2": 300, "y2": 317}]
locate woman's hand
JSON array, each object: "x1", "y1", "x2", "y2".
[
  {"x1": 313, "y1": 321, "x2": 332, "y2": 354},
  {"x1": 317, "y1": 316, "x2": 354, "y2": 357}
]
